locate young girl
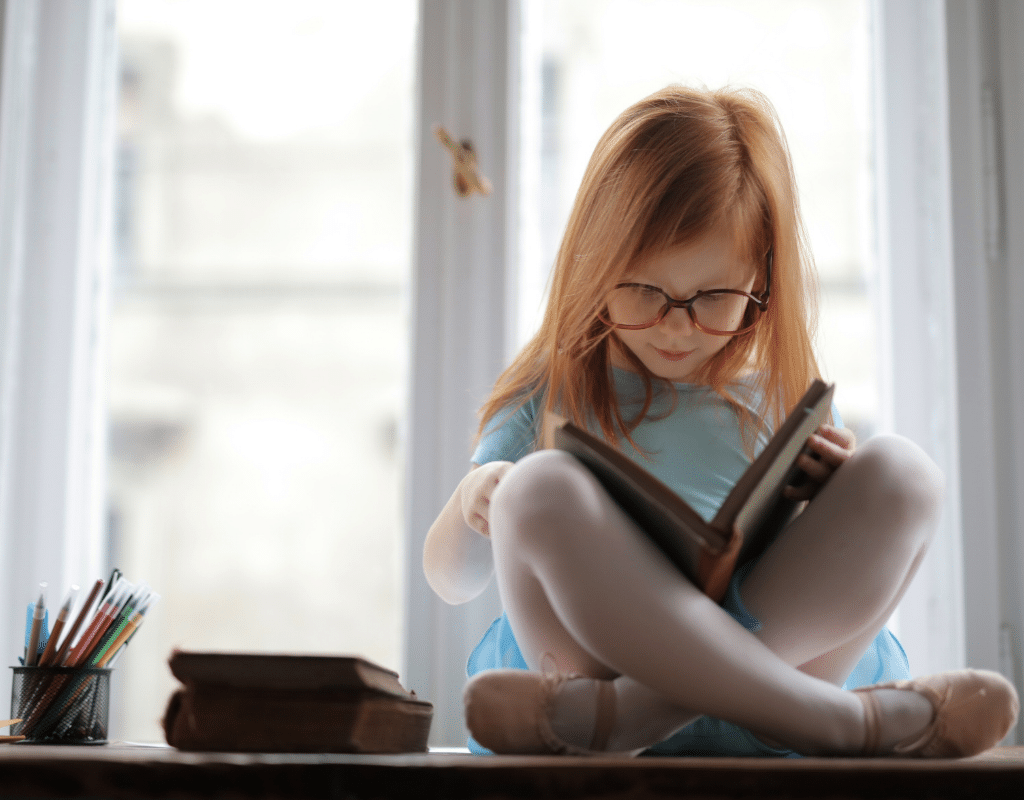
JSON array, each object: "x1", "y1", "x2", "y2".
[{"x1": 423, "y1": 85, "x2": 1018, "y2": 758}]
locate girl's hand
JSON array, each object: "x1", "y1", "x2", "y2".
[
  {"x1": 461, "y1": 461, "x2": 514, "y2": 536},
  {"x1": 784, "y1": 424, "x2": 856, "y2": 502}
]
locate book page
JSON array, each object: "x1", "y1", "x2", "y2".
[{"x1": 714, "y1": 381, "x2": 834, "y2": 561}]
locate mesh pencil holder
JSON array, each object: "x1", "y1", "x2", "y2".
[{"x1": 10, "y1": 666, "x2": 111, "y2": 744}]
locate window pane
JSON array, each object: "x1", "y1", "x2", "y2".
[
  {"x1": 528, "y1": 0, "x2": 876, "y2": 433},
  {"x1": 112, "y1": 0, "x2": 416, "y2": 742}
]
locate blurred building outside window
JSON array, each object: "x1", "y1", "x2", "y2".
[{"x1": 110, "y1": 0, "x2": 416, "y2": 742}]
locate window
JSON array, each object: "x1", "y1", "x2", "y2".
[
  {"x1": 413, "y1": 0, "x2": 890, "y2": 747},
  {"x1": 2, "y1": 0, "x2": 1019, "y2": 751},
  {"x1": 410, "y1": 0, "x2": 1020, "y2": 747},
  {"x1": 524, "y1": 0, "x2": 878, "y2": 435},
  {"x1": 111, "y1": 0, "x2": 417, "y2": 741}
]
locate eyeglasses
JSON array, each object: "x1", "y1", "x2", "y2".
[{"x1": 598, "y1": 250, "x2": 772, "y2": 336}]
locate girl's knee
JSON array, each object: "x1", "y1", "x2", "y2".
[
  {"x1": 490, "y1": 449, "x2": 603, "y2": 544},
  {"x1": 850, "y1": 434, "x2": 944, "y2": 530}
]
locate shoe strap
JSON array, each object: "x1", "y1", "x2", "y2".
[
  {"x1": 588, "y1": 681, "x2": 616, "y2": 752},
  {"x1": 890, "y1": 680, "x2": 945, "y2": 756}
]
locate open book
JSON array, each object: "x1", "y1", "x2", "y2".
[{"x1": 552, "y1": 380, "x2": 834, "y2": 603}]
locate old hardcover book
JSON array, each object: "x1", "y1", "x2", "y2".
[
  {"x1": 167, "y1": 650, "x2": 413, "y2": 698},
  {"x1": 163, "y1": 651, "x2": 432, "y2": 753},
  {"x1": 163, "y1": 686, "x2": 433, "y2": 754},
  {"x1": 553, "y1": 379, "x2": 834, "y2": 602}
]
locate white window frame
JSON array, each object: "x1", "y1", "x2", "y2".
[
  {"x1": 876, "y1": 0, "x2": 1023, "y2": 747},
  {"x1": 946, "y1": 0, "x2": 1024, "y2": 743},
  {"x1": 994, "y1": 7, "x2": 1024, "y2": 745},
  {"x1": 0, "y1": 0, "x2": 115, "y2": 703},
  {"x1": 403, "y1": 0, "x2": 522, "y2": 746},
  {"x1": 1, "y1": 0, "x2": 1021, "y2": 750},
  {"x1": 872, "y1": 0, "x2": 966, "y2": 680}
]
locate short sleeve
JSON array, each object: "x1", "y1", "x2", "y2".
[
  {"x1": 831, "y1": 402, "x2": 843, "y2": 430},
  {"x1": 470, "y1": 396, "x2": 541, "y2": 465}
]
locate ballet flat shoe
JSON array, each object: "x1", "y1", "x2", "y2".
[
  {"x1": 855, "y1": 669, "x2": 1019, "y2": 758},
  {"x1": 464, "y1": 669, "x2": 617, "y2": 756}
]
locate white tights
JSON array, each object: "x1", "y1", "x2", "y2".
[{"x1": 487, "y1": 435, "x2": 944, "y2": 755}]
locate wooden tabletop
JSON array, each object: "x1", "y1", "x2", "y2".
[{"x1": 0, "y1": 743, "x2": 1021, "y2": 799}]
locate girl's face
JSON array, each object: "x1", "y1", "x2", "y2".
[{"x1": 608, "y1": 226, "x2": 757, "y2": 384}]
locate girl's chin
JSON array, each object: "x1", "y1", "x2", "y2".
[
  {"x1": 643, "y1": 360, "x2": 703, "y2": 383},
  {"x1": 609, "y1": 342, "x2": 706, "y2": 382}
]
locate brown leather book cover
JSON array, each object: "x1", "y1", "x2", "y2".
[
  {"x1": 163, "y1": 651, "x2": 432, "y2": 753},
  {"x1": 163, "y1": 685, "x2": 432, "y2": 753},
  {"x1": 552, "y1": 380, "x2": 833, "y2": 602},
  {"x1": 167, "y1": 650, "x2": 415, "y2": 698}
]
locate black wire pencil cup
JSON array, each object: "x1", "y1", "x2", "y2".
[{"x1": 10, "y1": 573, "x2": 159, "y2": 744}]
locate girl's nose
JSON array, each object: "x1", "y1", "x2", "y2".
[{"x1": 659, "y1": 306, "x2": 696, "y2": 335}]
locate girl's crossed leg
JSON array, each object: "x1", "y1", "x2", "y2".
[
  {"x1": 741, "y1": 435, "x2": 939, "y2": 686},
  {"x1": 480, "y1": 436, "x2": 944, "y2": 755}
]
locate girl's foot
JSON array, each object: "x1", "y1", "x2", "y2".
[
  {"x1": 855, "y1": 669, "x2": 1019, "y2": 757},
  {"x1": 464, "y1": 669, "x2": 623, "y2": 756}
]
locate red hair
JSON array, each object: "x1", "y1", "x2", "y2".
[{"x1": 479, "y1": 85, "x2": 822, "y2": 450}]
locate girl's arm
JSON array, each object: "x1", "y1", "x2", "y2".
[{"x1": 423, "y1": 461, "x2": 514, "y2": 604}]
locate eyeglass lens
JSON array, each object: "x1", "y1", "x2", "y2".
[{"x1": 603, "y1": 285, "x2": 757, "y2": 333}]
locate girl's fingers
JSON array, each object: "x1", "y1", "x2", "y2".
[
  {"x1": 783, "y1": 483, "x2": 815, "y2": 501},
  {"x1": 816, "y1": 424, "x2": 857, "y2": 450},
  {"x1": 806, "y1": 433, "x2": 853, "y2": 466},
  {"x1": 471, "y1": 511, "x2": 489, "y2": 536},
  {"x1": 783, "y1": 427, "x2": 856, "y2": 501},
  {"x1": 784, "y1": 452, "x2": 833, "y2": 500},
  {"x1": 796, "y1": 452, "x2": 832, "y2": 482}
]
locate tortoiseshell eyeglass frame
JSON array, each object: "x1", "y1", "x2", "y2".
[{"x1": 598, "y1": 249, "x2": 773, "y2": 336}]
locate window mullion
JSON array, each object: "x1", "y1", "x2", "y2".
[
  {"x1": 405, "y1": 0, "x2": 521, "y2": 747},
  {"x1": 871, "y1": 0, "x2": 966, "y2": 676},
  {"x1": 996, "y1": 0, "x2": 1024, "y2": 746}
]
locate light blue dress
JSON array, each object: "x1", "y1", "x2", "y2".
[{"x1": 466, "y1": 369, "x2": 910, "y2": 757}]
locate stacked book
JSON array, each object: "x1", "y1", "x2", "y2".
[{"x1": 162, "y1": 650, "x2": 432, "y2": 753}]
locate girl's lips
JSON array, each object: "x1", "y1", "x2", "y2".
[{"x1": 655, "y1": 347, "x2": 695, "y2": 362}]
